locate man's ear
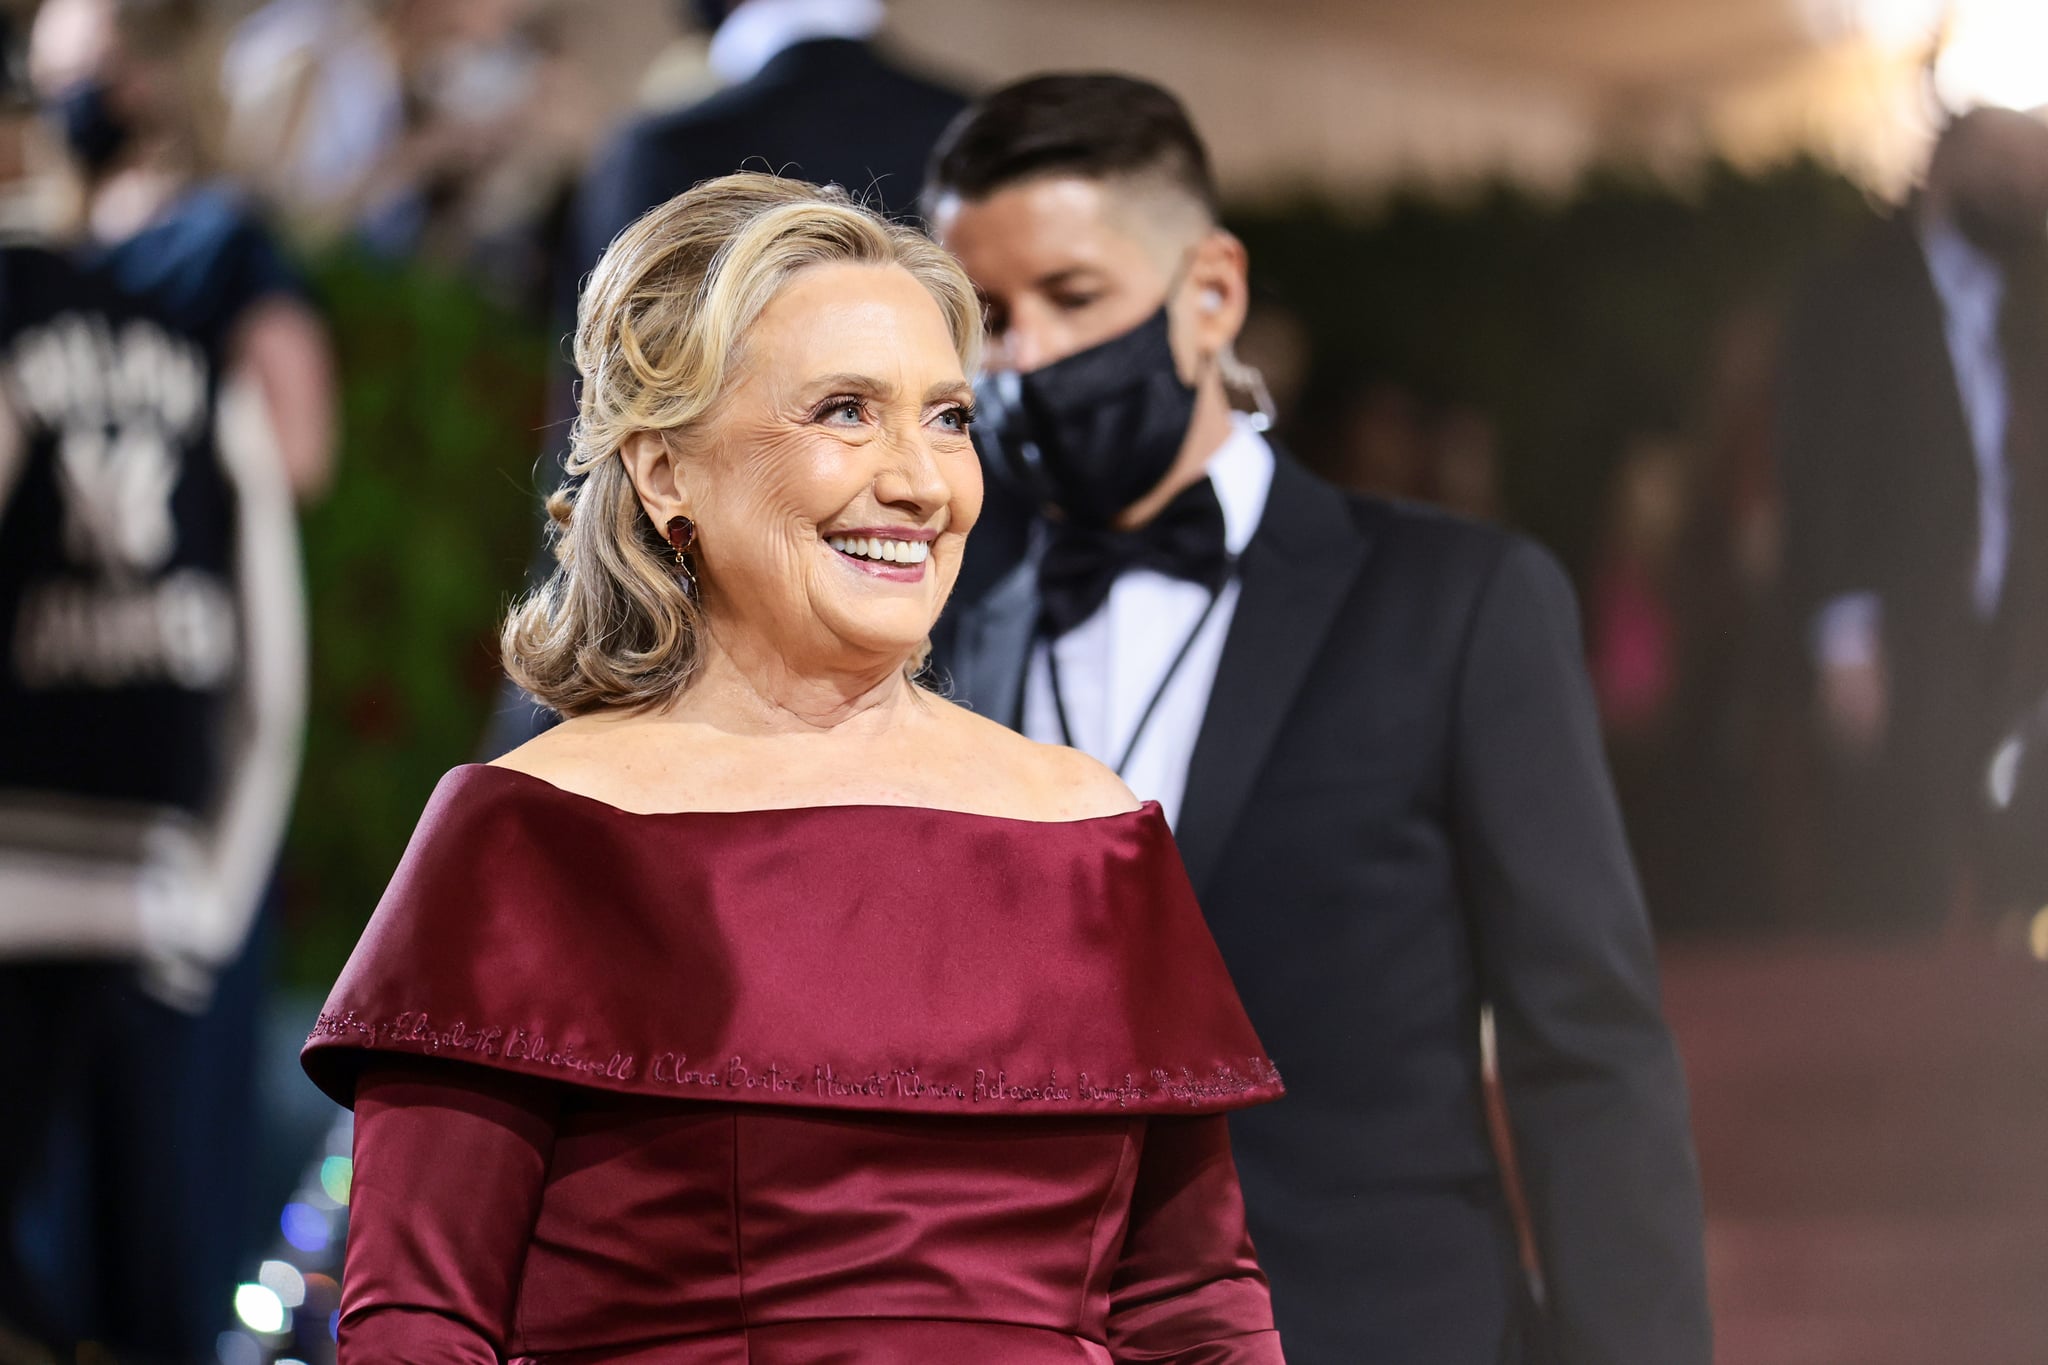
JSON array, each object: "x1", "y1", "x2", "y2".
[
  {"x1": 1187, "y1": 229, "x2": 1249, "y2": 349},
  {"x1": 619, "y1": 429, "x2": 692, "y2": 529},
  {"x1": 1173, "y1": 227, "x2": 1250, "y2": 378}
]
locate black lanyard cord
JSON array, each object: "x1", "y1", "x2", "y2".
[{"x1": 1042, "y1": 571, "x2": 1235, "y2": 777}]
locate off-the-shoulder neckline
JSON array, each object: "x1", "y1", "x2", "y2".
[{"x1": 457, "y1": 762, "x2": 1161, "y2": 828}]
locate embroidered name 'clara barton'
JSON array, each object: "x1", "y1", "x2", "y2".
[{"x1": 309, "y1": 1010, "x2": 1281, "y2": 1110}]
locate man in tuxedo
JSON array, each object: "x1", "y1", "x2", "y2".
[
  {"x1": 924, "y1": 75, "x2": 1710, "y2": 1364},
  {"x1": 1780, "y1": 107, "x2": 2048, "y2": 930}
]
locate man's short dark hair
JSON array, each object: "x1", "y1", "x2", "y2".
[{"x1": 924, "y1": 73, "x2": 1218, "y2": 220}]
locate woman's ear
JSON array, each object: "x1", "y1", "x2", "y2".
[{"x1": 619, "y1": 429, "x2": 692, "y2": 528}]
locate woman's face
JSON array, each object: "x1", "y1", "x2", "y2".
[{"x1": 669, "y1": 262, "x2": 983, "y2": 674}]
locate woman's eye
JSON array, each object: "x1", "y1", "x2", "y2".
[
  {"x1": 1052, "y1": 293, "x2": 1100, "y2": 312},
  {"x1": 934, "y1": 405, "x2": 975, "y2": 431},
  {"x1": 818, "y1": 399, "x2": 865, "y2": 425}
]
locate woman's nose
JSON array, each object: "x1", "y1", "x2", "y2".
[{"x1": 874, "y1": 431, "x2": 951, "y2": 514}]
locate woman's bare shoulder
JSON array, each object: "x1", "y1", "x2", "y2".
[
  {"x1": 482, "y1": 713, "x2": 675, "y2": 810},
  {"x1": 924, "y1": 693, "x2": 1141, "y2": 822}
]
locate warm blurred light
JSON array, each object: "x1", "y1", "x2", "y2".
[
  {"x1": 301, "y1": 1271, "x2": 342, "y2": 1311},
  {"x1": 1937, "y1": 0, "x2": 2048, "y2": 109},
  {"x1": 259, "y1": 1259, "x2": 307, "y2": 1309},
  {"x1": 2028, "y1": 907, "x2": 2048, "y2": 961},
  {"x1": 1827, "y1": 0, "x2": 1947, "y2": 47},
  {"x1": 1826, "y1": 0, "x2": 2048, "y2": 109},
  {"x1": 319, "y1": 1155, "x2": 353, "y2": 1206},
  {"x1": 232, "y1": 1283, "x2": 287, "y2": 1335},
  {"x1": 279, "y1": 1201, "x2": 330, "y2": 1254}
]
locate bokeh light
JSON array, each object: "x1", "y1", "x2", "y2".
[
  {"x1": 258, "y1": 1259, "x2": 307, "y2": 1309},
  {"x1": 232, "y1": 1282, "x2": 287, "y2": 1335},
  {"x1": 319, "y1": 1155, "x2": 353, "y2": 1206},
  {"x1": 279, "y1": 1201, "x2": 331, "y2": 1254},
  {"x1": 214, "y1": 1329, "x2": 263, "y2": 1365}
]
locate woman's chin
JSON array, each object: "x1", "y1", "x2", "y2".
[{"x1": 809, "y1": 609, "x2": 938, "y2": 670}]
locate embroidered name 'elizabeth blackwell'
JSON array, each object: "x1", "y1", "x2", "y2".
[{"x1": 308, "y1": 1009, "x2": 1281, "y2": 1111}]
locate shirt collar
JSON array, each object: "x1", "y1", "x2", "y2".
[
  {"x1": 707, "y1": 0, "x2": 885, "y2": 85},
  {"x1": 1205, "y1": 414, "x2": 1277, "y2": 558}
]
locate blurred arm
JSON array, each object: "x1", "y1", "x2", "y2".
[
  {"x1": 341, "y1": 1061, "x2": 561, "y2": 1362},
  {"x1": 1107, "y1": 1115, "x2": 1284, "y2": 1364},
  {"x1": 229, "y1": 295, "x2": 338, "y2": 502},
  {"x1": 1451, "y1": 537, "x2": 1712, "y2": 1365}
]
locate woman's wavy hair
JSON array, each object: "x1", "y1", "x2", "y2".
[{"x1": 501, "y1": 173, "x2": 982, "y2": 715}]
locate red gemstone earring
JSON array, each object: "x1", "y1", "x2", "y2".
[{"x1": 666, "y1": 515, "x2": 698, "y2": 598}]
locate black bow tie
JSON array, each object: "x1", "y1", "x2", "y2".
[{"x1": 1037, "y1": 478, "x2": 1233, "y2": 639}]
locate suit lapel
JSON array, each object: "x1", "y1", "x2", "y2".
[
  {"x1": 947, "y1": 555, "x2": 1039, "y2": 729},
  {"x1": 1176, "y1": 453, "x2": 1373, "y2": 896}
]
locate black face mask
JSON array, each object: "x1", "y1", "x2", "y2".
[
  {"x1": 971, "y1": 305, "x2": 1196, "y2": 528},
  {"x1": 46, "y1": 79, "x2": 131, "y2": 178}
]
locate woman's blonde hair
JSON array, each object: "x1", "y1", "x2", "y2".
[{"x1": 501, "y1": 173, "x2": 983, "y2": 715}]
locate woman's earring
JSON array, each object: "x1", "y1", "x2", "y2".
[{"x1": 666, "y1": 515, "x2": 698, "y2": 598}]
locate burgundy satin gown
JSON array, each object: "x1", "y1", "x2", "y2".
[{"x1": 301, "y1": 765, "x2": 1287, "y2": 1363}]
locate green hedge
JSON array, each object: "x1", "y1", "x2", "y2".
[{"x1": 281, "y1": 251, "x2": 551, "y2": 989}]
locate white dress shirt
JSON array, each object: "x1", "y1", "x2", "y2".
[
  {"x1": 1815, "y1": 215, "x2": 2014, "y2": 667},
  {"x1": 1022, "y1": 417, "x2": 1276, "y2": 829},
  {"x1": 1924, "y1": 216, "x2": 2013, "y2": 621}
]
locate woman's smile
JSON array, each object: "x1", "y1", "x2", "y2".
[{"x1": 824, "y1": 527, "x2": 936, "y2": 582}]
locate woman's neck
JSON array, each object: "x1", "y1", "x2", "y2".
[{"x1": 670, "y1": 622, "x2": 921, "y2": 737}]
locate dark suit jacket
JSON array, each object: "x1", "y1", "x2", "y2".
[{"x1": 937, "y1": 454, "x2": 1711, "y2": 1365}]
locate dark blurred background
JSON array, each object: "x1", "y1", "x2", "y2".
[{"x1": 5, "y1": 1, "x2": 2048, "y2": 1362}]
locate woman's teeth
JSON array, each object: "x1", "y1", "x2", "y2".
[{"x1": 827, "y1": 535, "x2": 930, "y2": 565}]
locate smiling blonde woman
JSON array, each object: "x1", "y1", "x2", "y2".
[{"x1": 301, "y1": 173, "x2": 1287, "y2": 1363}]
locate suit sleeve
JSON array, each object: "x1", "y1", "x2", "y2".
[
  {"x1": 338, "y1": 1061, "x2": 561, "y2": 1362},
  {"x1": 1106, "y1": 1115, "x2": 1285, "y2": 1364},
  {"x1": 1450, "y1": 536, "x2": 1712, "y2": 1365}
]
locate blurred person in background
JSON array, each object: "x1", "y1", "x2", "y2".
[
  {"x1": 1779, "y1": 106, "x2": 2048, "y2": 932},
  {"x1": 1327, "y1": 377, "x2": 1429, "y2": 499},
  {"x1": 486, "y1": 0, "x2": 985, "y2": 754},
  {"x1": 1430, "y1": 406, "x2": 1502, "y2": 523},
  {"x1": 0, "y1": 0, "x2": 318, "y2": 1354},
  {"x1": 219, "y1": 0, "x2": 404, "y2": 237},
  {"x1": 33, "y1": 0, "x2": 336, "y2": 502},
  {"x1": 926, "y1": 73, "x2": 1710, "y2": 1365},
  {"x1": 224, "y1": 0, "x2": 600, "y2": 314}
]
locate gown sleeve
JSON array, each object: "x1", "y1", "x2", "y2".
[
  {"x1": 338, "y1": 1060, "x2": 562, "y2": 1362},
  {"x1": 1106, "y1": 1115, "x2": 1286, "y2": 1363}
]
